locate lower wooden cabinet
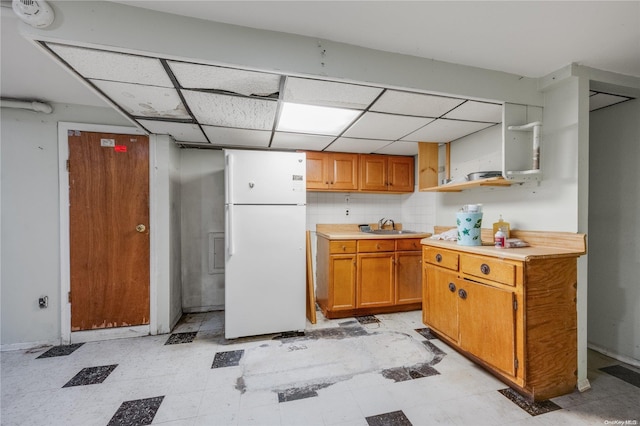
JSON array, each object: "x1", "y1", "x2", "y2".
[
  {"x1": 422, "y1": 243, "x2": 580, "y2": 401},
  {"x1": 317, "y1": 236, "x2": 422, "y2": 318}
]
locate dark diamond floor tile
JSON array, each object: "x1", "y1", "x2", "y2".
[
  {"x1": 366, "y1": 410, "x2": 413, "y2": 426},
  {"x1": 356, "y1": 315, "x2": 380, "y2": 325},
  {"x1": 421, "y1": 340, "x2": 446, "y2": 365},
  {"x1": 274, "y1": 331, "x2": 305, "y2": 340},
  {"x1": 63, "y1": 364, "x2": 118, "y2": 387},
  {"x1": 212, "y1": 349, "x2": 244, "y2": 368},
  {"x1": 600, "y1": 365, "x2": 640, "y2": 388},
  {"x1": 498, "y1": 388, "x2": 561, "y2": 416},
  {"x1": 382, "y1": 363, "x2": 440, "y2": 382},
  {"x1": 36, "y1": 343, "x2": 84, "y2": 359},
  {"x1": 107, "y1": 396, "x2": 164, "y2": 426},
  {"x1": 277, "y1": 383, "x2": 331, "y2": 403},
  {"x1": 414, "y1": 328, "x2": 438, "y2": 340},
  {"x1": 164, "y1": 332, "x2": 197, "y2": 345}
]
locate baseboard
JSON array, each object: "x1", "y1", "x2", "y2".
[
  {"x1": 0, "y1": 339, "x2": 61, "y2": 352},
  {"x1": 588, "y1": 342, "x2": 640, "y2": 368}
]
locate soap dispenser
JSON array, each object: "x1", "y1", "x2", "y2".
[{"x1": 493, "y1": 215, "x2": 510, "y2": 239}]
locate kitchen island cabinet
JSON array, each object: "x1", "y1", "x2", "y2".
[
  {"x1": 316, "y1": 225, "x2": 431, "y2": 318},
  {"x1": 421, "y1": 230, "x2": 586, "y2": 401}
]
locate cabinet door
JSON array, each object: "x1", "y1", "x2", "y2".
[
  {"x1": 457, "y1": 280, "x2": 516, "y2": 376},
  {"x1": 357, "y1": 252, "x2": 394, "y2": 307},
  {"x1": 329, "y1": 254, "x2": 357, "y2": 310},
  {"x1": 305, "y1": 151, "x2": 329, "y2": 190},
  {"x1": 423, "y1": 266, "x2": 459, "y2": 342},
  {"x1": 330, "y1": 153, "x2": 359, "y2": 190},
  {"x1": 395, "y1": 251, "x2": 422, "y2": 304},
  {"x1": 359, "y1": 154, "x2": 388, "y2": 191},
  {"x1": 388, "y1": 156, "x2": 414, "y2": 192}
]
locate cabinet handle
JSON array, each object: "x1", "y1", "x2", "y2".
[
  {"x1": 458, "y1": 288, "x2": 468, "y2": 299},
  {"x1": 448, "y1": 282, "x2": 456, "y2": 292},
  {"x1": 435, "y1": 254, "x2": 442, "y2": 263},
  {"x1": 480, "y1": 264, "x2": 490, "y2": 275},
  {"x1": 341, "y1": 245, "x2": 346, "y2": 251}
]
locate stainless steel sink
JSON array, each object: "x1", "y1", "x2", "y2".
[{"x1": 364, "y1": 229, "x2": 418, "y2": 235}]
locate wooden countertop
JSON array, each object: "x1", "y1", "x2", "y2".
[
  {"x1": 316, "y1": 223, "x2": 432, "y2": 240},
  {"x1": 422, "y1": 228, "x2": 586, "y2": 261}
]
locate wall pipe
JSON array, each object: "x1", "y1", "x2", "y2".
[{"x1": 1, "y1": 98, "x2": 53, "y2": 114}]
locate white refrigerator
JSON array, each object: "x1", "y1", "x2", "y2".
[{"x1": 224, "y1": 149, "x2": 307, "y2": 339}]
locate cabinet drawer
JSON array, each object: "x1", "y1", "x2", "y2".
[
  {"x1": 396, "y1": 238, "x2": 422, "y2": 251},
  {"x1": 329, "y1": 240, "x2": 357, "y2": 254},
  {"x1": 460, "y1": 254, "x2": 516, "y2": 286},
  {"x1": 423, "y1": 247, "x2": 459, "y2": 270},
  {"x1": 358, "y1": 239, "x2": 395, "y2": 252}
]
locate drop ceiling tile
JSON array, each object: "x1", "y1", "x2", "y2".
[
  {"x1": 47, "y1": 43, "x2": 173, "y2": 87},
  {"x1": 283, "y1": 77, "x2": 382, "y2": 109},
  {"x1": 325, "y1": 137, "x2": 391, "y2": 153},
  {"x1": 589, "y1": 93, "x2": 631, "y2": 111},
  {"x1": 443, "y1": 101, "x2": 502, "y2": 122},
  {"x1": 92, "y1": 80, "x2": 190, "y2": 119},
  {"x1": 168, "y1": 62, "x2": 281, "y2": 96},
  {"x1": 137, "y1": 120, "x2": 208, "y2": 143},
  {"x1": 183, "y1": 90, "x2": 277, "y2": 130},
  {"x1": 202, "y1": 126, "x2": 271, "y2": 148},
  {"x1": 343, "y1": 112, "x2": 433, "y2": 140},
  {"x1": 370, "y1": 90, "x2": 464, "y2": 117},
  {"x1": 374, "y1": 141, "x2": 419, "y2": 156},
  {"x1": 270, "y1": 132, "x2": 334, "y2": 151},
  {"x1": 402, "y1": 119, "x2": 495, "y2": 143}
]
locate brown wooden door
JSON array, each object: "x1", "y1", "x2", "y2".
[
  {"x1": 330, "y1": 153, "x2": 359, "y2": 191},
  {"x1": 458, "y1": 280, "x2": 516, "y2": 376},
  {"x1": 423, "y1": 267, "x2": 459, "y2": 342},
  {"x1": 329, "y1": 254, "x2": 357, "y2": 310},
  {"x1": 305, "y1": 151, "x2": 329, "y2": 190},
  {"x1": 357, "y1": 252, "x2": 395, "y2": 307},
  {"x1": 68, "y1": 131, "x2": 150, "y2": 331},
  {"x1": 395, "y1": 251, "x2": 422, "y2": 304},
  {"x1": 359, "y1": 154, "x2": 387, "y2": 191},
  {"x1": 388, "y1": 156, "x2": 414, "y2": 192}
]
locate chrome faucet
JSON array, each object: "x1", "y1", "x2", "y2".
[{"x1": 378, "y1": 218, "x2": 395, "y2": 230}]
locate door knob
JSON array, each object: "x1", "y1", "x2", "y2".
[{"x1": 136, "y1": 224, "x2": 146, "y2": 233}]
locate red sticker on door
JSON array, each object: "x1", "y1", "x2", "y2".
[{"x1": 114, "y1": 145, "x2": 127, "y2": 152}]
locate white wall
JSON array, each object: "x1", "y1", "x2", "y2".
[
  {"x1": 180, "y1": 149, "x2": 226, "y2": 312},
  {"x1": 0, "y1": 104, "x2": 130, "y2": 348},
  {"x1": 588, "y1": 98, "x2": 640, "y2": 364}
]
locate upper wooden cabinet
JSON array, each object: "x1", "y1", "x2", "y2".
[
  {"x1": 305, "y1": 151, "x2": 358, "y2": 191},
  {"x1": 359, "y1": 154, "x2": 414, "y2": 193},
  {"x1": 304, "y1": 151, "x2": 414, "y2": 193}
]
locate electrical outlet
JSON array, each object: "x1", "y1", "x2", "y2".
[
  {"x1": 345, "y1": 209, "x2": 350, "y2": 216},
  {"x1": 39, "y1": 296, "x2": 48, "y2": 308}
]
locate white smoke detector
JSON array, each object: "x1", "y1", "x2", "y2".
[{"x1": 12, "y1": 0, "x2": 54, "y2": 28}]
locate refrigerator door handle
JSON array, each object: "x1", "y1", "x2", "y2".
[
  {"x1": 226, "y1": 152, "x2": 234, "y2": 204},
  {"x1": 227, "y1": 204, "x2": 235, "y2": 256}
]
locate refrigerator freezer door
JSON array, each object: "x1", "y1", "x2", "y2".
[
  {"x1": 225, "y1": 149, "x2": 306, "y2": 205},
  {"x1": 225, "y1": 204, "x2": 306, "y2": 339}
]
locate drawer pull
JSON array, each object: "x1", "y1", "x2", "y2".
[
  {"x1": 480, "y1": 264, "x2": 491, "y2": 275},
  {"x1": 458, "y1": 288, "x2": 468, "y2": 300},
  {"x1": 448, "y1": 282, "x2": 456, "y2": 292},
  {"x1": 435, "y1": 254, "x2": 443, "y2": 263},
  {"x1": 342, "y1": 245, "x2": 346, "y2": 251}
]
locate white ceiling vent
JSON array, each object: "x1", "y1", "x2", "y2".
[{"x1": 12, "y1": 0, "x2": 54, "y2": 28}]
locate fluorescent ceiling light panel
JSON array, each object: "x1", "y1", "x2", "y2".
[
  {"x1": 137, "y1": 120, "x2": 207, "y2": 143},
  {"x1": 183, "y1": 90, "x2": 277, "y2": 129},
  {"x1": 443, "y1": 101, "x2": 502, "y2": 122},
  {"x1": 327, "y1": 137, "x2": 391, "y2": 154},
  {"x1": 343, "y1": 112, "x2": 433, "y2": 140},
  {"x1": 370, "y1": 91, "x2": 464, "y2": 117},
  {"x1": 92, "y1": 80, "x2": 190, "y2": 119},
  {"x1": 589, "y1": 93, "x2": 630, "y2": 111},
  {"x1": 47, "y1": 43, "x2": 173, "y2": 87},
  {"x1": 271, "y1": 132, "x2": 335, "y2": 151},
  {"x1": 277, "y1": 103, "x2": 360, "y2": 136},
  {"x1": 202, "y1": 126, "x2": 271, "y2": 147},
  {"x1": 284, "y1": 78, "x2": 382, "y2": 109},
  {"x1": 168, "y1": 62, "x2": 281, "y2": 96},
  {"x1": 374, "y1": 141, "x2": 419, "y2": 156},
  {"x1": 402, "y1": 119, "x2": 494, "y2": 143}
]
